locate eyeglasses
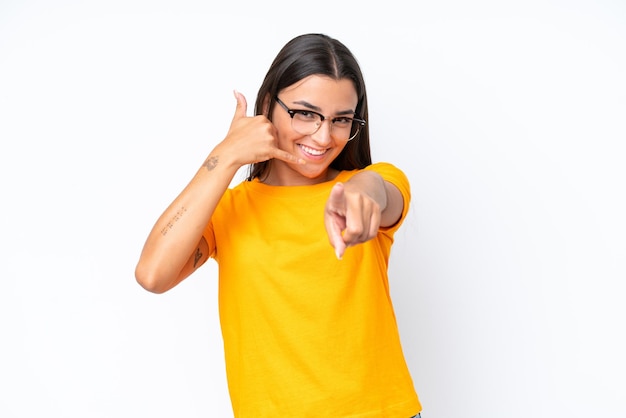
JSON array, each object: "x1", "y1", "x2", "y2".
[{"x1": 275, "y1": 96, "x2": 366, "y2": 141}]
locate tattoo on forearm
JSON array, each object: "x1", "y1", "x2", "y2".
[
  {"x1": 160, "y1": 206, "x2": 187, "y2": 236},
  {"x1": 203, "y1": 156, "x2": 218, "y2": 171},
  {"x1": 193, "y1": 247, "x2": 203, "y2": 268}
]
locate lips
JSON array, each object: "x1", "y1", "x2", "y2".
[{"x1": 298, "y1": 144, "x2": 328, "y2": 157}]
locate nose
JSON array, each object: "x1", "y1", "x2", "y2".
[{"x1": 311, "y1": 119, "x2": 333, "y2": 145}]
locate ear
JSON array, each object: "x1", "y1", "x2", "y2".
[{"x1": 262, "y1": 94, "x2": 271, "y2": 117}]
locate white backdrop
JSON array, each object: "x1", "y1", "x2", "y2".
[{"x1": 1, "y1": 1, "x2": 625, "y2": 417}]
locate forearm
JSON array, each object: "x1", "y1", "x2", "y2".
[{"x1": 135, "y1": 151, "x2": 239, "y2": 293}]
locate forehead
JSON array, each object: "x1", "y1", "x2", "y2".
[{"x1": 280, "y1": 75, "x2": 358, "y2": 107}]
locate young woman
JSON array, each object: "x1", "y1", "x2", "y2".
[{"x1": 135, "y1": 33, "x2": 422, "y2": 418}]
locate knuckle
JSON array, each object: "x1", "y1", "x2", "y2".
[{"x1": 345, "y1": 224, "x2": 365, "y2": 239}]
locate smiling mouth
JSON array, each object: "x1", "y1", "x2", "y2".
[{"x1": 299, "y1": 144, "x2": 328, "y2": 156}]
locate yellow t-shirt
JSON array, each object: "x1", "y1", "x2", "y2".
[{"x1": 204, "y1": 162, "x2": 421, "y2": 417}]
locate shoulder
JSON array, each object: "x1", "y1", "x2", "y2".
[{"x1": 362, "y1": 162, "x2": 411, "y2": 199}]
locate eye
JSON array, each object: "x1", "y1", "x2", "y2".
[
  {"x1": 293, "y1": 110, "x2": 318, "y2": 121},
  {"x1": 333, "y1": 117, "x2": 354, "y2": 126}
]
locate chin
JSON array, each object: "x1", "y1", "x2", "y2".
[{"x1": 292, "y1": 165, "x2": 331, "y2": 182}]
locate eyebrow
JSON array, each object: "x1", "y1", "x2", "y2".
[{"x1": 291, "y1": 99, "x2": 356, "y2": 116}]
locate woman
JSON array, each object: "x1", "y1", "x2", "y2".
[{"x1": 135, "y1": 33, "x2": 422, "y2": 418}]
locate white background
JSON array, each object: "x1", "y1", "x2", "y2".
[{"x1": 1, "y1": 1, "x2": 625, "y2": 417}]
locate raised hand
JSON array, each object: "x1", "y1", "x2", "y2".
[
  {"x1": 217, "y1": 90, "x2": 304, "y2": 167},
  {"x1": 324, "y1": 181, "x2": 382, "y2": 260}
]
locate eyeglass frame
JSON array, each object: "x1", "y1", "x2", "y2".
[{"x1": 274, "y1": 96, "x2": 366, "y2": 141}]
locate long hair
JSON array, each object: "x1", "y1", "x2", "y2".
[{"x1": 247, "y1": 33, "x2": 371, "y2": 181}]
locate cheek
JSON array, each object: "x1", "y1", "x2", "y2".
[
  {"x1": 275, "y1": 119, "x2": 300, "y2": 144},
  {"x1": 270, "y1": 108, "x2": 294, "y2": 137},
  {"x1": 277, "y1": 132, "x2": 302, "y2": 150},
  {"x1": 274, "y1": 117, "x2": 291, "y2": 135}
]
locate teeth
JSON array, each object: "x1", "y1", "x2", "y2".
[{"x1": 300, "y1": 144, "x2": 326, "y2": 156}]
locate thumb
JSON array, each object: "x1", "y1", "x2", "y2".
[{"x1": 232, "y1": 89, "x2": 248, "y2": 121}]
